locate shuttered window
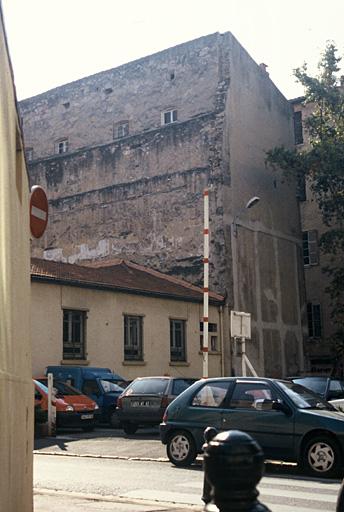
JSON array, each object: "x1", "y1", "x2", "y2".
[
  {"x1": 302, "y1": 231, "x2": 318, "y2": 266},
  {"x1": 293, "y1": 110, "x2": 304, "y2": 145}
]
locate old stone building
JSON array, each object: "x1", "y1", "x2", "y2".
[
  {"x1": 20, "y1": 32, "x2": 305, "y2": 377},
  {"x1": 292, "y1": 98, "x2": 340, "y2": 374}
]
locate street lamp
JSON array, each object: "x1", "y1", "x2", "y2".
[{"x1": 232, "y1": 196, "x2": 260, "y2": 237}]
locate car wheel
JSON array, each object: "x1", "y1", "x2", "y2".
[
  {"x1": 303, "y1": 435, "x2": 341, "y2": 478},
  {"x1": 167, "y1": 430, "x2": 197, "y2": 467},
  {"x1": 123, "y1": 422, "x2": 138, "y2": 435}
]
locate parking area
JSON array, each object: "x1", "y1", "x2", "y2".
[{"x1": 34, "y1": 427, "x2": 169, "y2": 461}]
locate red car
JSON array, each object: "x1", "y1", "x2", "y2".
[{"x1": 34, "y1": 379, "x2": 99, "y2": 431}]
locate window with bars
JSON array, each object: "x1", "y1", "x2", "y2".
[
  {"x1": 124, "y1": 315, "x2": 143, "y2": 361},
  {"x1": 162, "y1": 109, "x2": 177, "y2": 125},
  {"x1": 200, "y1": 322, "x2": 219, "y2": 352},
  {"x1": 302, "y1": 231, "x2": 319, "y2": 266},
  {"x1": 307, "y1": 303, "x2": 322, "y2": 338},
  {"x1": 63, "y1": 309, "x2": 86, "y2": 359},
  {"x1": 25, "y1": 147, "x2": 33, "y2": 161},
  {"x1": 170, "y1": 319, "x2": 186, "y2": 362}
]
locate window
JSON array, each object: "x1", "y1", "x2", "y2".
[
  {"x1": 82, "y1": 380, "x2": 101, "y2": 397},
  {"x1": 293, "y1": 110, "x2": 304, "y2": 145},
  {"x1": 191, "y1": 382, "x2": 231, "y2": 408},
  {"x1": 63, "y1": 309, "x2": 86, "y2": 359},
  {"x1": 124, "y1": 315, "x2": 143, "y2": 361},
  {"x1": 170, "y1": 319, "x2": 186, "y2": 361},
  {"x1": 229, "y1": 382, "x2": 274, "y2": 409},
  {"x1": 307, "y1": 303, "x2": 322, "y2": 338},
  {"x1": 55, "y1": 138, "x2": 69, "y2": 154},
  {"x1": 25, "y1": 147, "x2": 33, "y2": 161},
  {"x1": 200, "y1": 322, "x2": 219, "y2": 352},
  {"x1": 302, "y1": 231, "x2": 318, "y2": 266},
  {"x1": 116, "y1": 121, "x2": 129, "y2": 139},
  {"x1": 162, "y1": 109, "x2": 177, "y2": 125}
]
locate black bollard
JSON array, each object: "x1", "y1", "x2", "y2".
[
  {"x1": 203, "y1": 430, "x2": 271, "y2": 512},
  {"x1": 337, "y1": 479, "x2": 344, "y2": 512},
  {"x1": 202, "y1": 427, "x2": 218, "y2": 505}
]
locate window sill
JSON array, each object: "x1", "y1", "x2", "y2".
[
  {"x1": 60, "y1": 359, "x2": 90, "y2": 366},
  {"x1": 198, "y1": 351, "x2": 222, "y2": 356},
  {"x1": 122, "y1": 361, "x2": 146, "y2": 366},
  {"x1": 169, "y1": 361, "x2": 190, "y2": 367}
]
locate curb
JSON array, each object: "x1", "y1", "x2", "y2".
[
  {"x1": 34, "y1": 488, "x2": 200, "y2": 510},
  {"x1": 33, "y1": 450, "x2": 171, "y2": 462}
]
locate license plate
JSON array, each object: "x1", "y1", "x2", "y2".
[
  {"x1": 81, "y1": 414, "x2": 94, "y2": 420},
  {"x1": 131, "y1": 400, "x2": 151, "y2": 407}
]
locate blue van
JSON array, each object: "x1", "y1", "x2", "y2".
[{"x1": 45, "y1": 366, "x2": 127, "y2": 426}]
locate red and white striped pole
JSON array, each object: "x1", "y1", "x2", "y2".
[{"x1": 203, "y1": 188, "x2": 209, "y2": 378}]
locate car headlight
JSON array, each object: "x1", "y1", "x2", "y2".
[
  {"x1": 66, "y1": 405, "x2": 74, "y2": 412},
  {"x1": 94, "y1": 404, "x2": 99, "y2": 410}
]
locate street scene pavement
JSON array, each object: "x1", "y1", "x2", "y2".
[{"x1": 33, "y1": 428, "x2": 342, "y2": 512}]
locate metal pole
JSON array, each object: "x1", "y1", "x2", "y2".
[
  {"x1": 241, "y1": 337, "x2": 246, "y2": 377},
  {"x1": 203, "y1": 188, "x2": 209, "y2": 378},
  {"x1": 47, "y1": 372, "x2": 53, "y2": 436}
]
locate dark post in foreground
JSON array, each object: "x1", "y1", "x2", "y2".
[{"x1": 203, "y1": 429, "x2": 271, "y2": 512}]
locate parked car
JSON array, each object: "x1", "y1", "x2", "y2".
[
  {"x1": 116, "y1": 376, "x2": 197, "y2": 434},
  {"x1": 34, "y1": 379, "x2": 99, "y2": 431},
  {"x1": 290, "y1": 376, "x2": 344, "y2": 411},
  {"x1": 159, "y1": 377, "x2": 344, "y2": 478},
  {"x1": 45, "y1": 366, "x2": 127, "y2": 425}
]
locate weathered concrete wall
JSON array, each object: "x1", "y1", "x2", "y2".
[
  {"x1": 20, "y1": 33, "x2": 222, "y2": 160},
  {"x1": 0, "y1": 8, "x2": 33, "y2": 511},
  {"x1": 223, "y1": 32, "x2": 304, "y2": 376},
  {"x1": 31, "y1": 281, "x2": 223, "y2": 380},
  {"x1": 24, "y1": 32, "x2": 304, "y2": 377}
]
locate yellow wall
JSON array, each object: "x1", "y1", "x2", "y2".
[
  {"x1": 0, "y1": 6, "x2": 33, "y2": 512},
  {"x1": 31, "y1": 281, "x2": 223, "y2": 380}
]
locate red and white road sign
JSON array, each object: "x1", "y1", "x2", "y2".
[{"x1": 30, "y1": 186, "x2": 48, "y2": 238}]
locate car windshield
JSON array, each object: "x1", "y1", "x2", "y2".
[
  {"x1": 126, "y1": 378, "x2": 169, "y2": 395},
  {"x1": 292, "y1": 377, "x2": 328, "y2": 396},
  {"x1": 172, "y1": 379, "x2": 197, "y2": 395},
  {"x1": 99, "y1": 379, "x2": 125, "y2": 393},
  {"x1": 37, "y1": 379, "x2": 84, "y2": 396},
  {"x1": 278, "y1": 381, "x2": 334, "y2": 410}
]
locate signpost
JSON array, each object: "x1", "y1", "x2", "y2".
[
  {"x1": 30, "y1": 185, "x2": 48, "y2": 239},
  {"x1": 230, "y1": 311, "x2": 258, "y2": 377}
]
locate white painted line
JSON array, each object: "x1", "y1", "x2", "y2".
[
  {"x1": 260, "y1": 487, "x2": 337, "y2": 503},
  {"x1": 31, "y1": 205, "x2": 47, "y2": 221}
]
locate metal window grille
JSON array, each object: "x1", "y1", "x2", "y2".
[
  {"x1": 170, "y1": 319, "x2": 186, "y2": 361},
  {"x1": 124, "y1": 315, "x2": 143, "y2": 360},
  {"x1": 63, "y1": 310, "x2": 86, "y2": 359}
]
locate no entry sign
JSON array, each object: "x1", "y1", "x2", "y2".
[{"x1": 30, "y1": 186, "x2": 48, "y2": 238}]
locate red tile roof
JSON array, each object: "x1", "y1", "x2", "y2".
[{"x1": 30, "y1": 258, "x2": 224, "y2": 305}]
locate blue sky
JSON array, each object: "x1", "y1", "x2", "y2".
[{"x1": 2, "y1": 0, "x2": 344, "y2": 100}]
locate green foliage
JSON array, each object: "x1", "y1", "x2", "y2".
[{"x1": 266, "y1": 42, "x2": 344, "y2": 363}]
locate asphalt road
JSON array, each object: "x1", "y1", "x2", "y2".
[{"x1": 33, "y1": 427, "x2": 343, "y2": 511}]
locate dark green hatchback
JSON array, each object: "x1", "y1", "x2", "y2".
[{"x1": 160, "y1": 377, "x2": 344, "y2": 478}]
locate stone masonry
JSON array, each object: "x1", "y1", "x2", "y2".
[{"x1": 22, "y1": 32, "x2": 305, "y2": 377}]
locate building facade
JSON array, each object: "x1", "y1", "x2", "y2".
[
  {"x1": 22, "y1": 32, "x2": 305, "y2": 377},
  {"x1": 0, "y1": 6, "x2": 33, "y2": 511},
  {"x1": 292, "y1": 98, "x2": 340, "y2": 374},
  {"x1": 31, "y1": 258, "x2": 225, "y2": 380}
]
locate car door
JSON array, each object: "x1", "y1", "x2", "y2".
[
  {"x1": 220, "y1": 381, "x2": 296, "y2": 460},
  {"x1": 184, "y1": 380, "x2": 235, "y2": 450}
]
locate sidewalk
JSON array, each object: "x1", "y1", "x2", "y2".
[{"x1": 34, "y1": 489, "x2": 202, "y2": 512}]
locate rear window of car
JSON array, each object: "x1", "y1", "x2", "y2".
[
  {"x1": 172, "y1": 379, "x2": 197, "y2": 396},
  {"x1": 127, "y1": 378, "x2": 169, "y2": 395},
  {"x1": 293, "y1": 378, "x2": 327, "y2": 395}
]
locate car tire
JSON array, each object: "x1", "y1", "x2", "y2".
[
  {"x1": 123, "y1": 422, "x2": 138, "y2": 435},
  {"x1": 167, "y1": 430, "x2": 197, "y2": 467},
  {"x1": 302, "y1": 435, "x2": 341, "y2": 478}
]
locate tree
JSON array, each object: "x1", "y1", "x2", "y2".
[{"x1": 266, "y1": 42, "x2": 344, "y2": 372}]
